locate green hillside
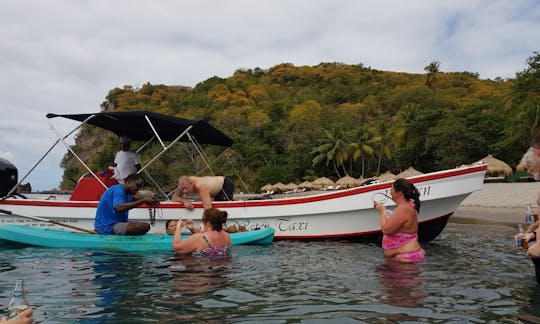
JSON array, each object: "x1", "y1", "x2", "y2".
[{"x1": 60, "y1": 54, "x2": 540, "y2": 192}]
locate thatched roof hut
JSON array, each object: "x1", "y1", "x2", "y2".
[
  {"x1": 313, "y1": 177, "x2": 335, "y2": 189},
  {"x1": 376, "y1": 171, "x2": 396, "y2": 182},
  {"x1": 477, "y1": 154, "x2": 513, "y2": 177},
  {"x1": 272, "y1": 182, "x2": 287, "y2": 192},
  {"x1": 396, "y1": 167, "x2": 424, "y2": 178},
  {"x1": 260, "y1": 183, "x2": 272, "y2": 192},
  {"x1": 283, "y1": 182, "x2": 298, "y2": 191},
  {"x1": 336, "y1": 175, "x2": 360, "y2": 188},
  {"x1": 298, "y1": 181, "x2": 314, "y2": 189}
]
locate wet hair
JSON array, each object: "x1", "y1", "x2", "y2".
[
  {"x1": 165, "y1": 219, "x2": 176, "y2": 228},
  {"x1": 202, "y1": 208, "x2": 228, "y2": 231},
  {"x1": 393, "y1": 178, "x2": 421, "y2": 212}
]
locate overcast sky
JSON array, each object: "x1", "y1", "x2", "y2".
[{"x1": 1, "y1": 0, "x2": 539, "y2": 191}]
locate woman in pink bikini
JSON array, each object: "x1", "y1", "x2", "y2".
[{"x1": 373, "y1": 178, "x2": 425, "y2": 263}]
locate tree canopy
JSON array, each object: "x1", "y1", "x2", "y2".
[{"x1": 60, "y1": 54, "x2": 539, "y2": 192}]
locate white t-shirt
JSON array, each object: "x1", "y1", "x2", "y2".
[{"x1": 113, "y1": 150, "x2": 141, "y2": 183}]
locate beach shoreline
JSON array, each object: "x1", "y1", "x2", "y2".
[{"x1": 451, "y1": 182, "x2": 539, "y2": 225}]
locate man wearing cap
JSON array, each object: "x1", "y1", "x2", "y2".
[{"x1": 113, "y1": 136, "x2": 141, "y2": 184}]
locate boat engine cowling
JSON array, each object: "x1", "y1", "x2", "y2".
[{"x1": 0, "y1": 158, "x2": 17, "y2": 197}]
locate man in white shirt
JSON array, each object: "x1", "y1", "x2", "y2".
[{"x1": 113, "y1": 137, "x2": 141, "y2": 184}]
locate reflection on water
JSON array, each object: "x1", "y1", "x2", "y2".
[
  {"x1": 377, "y1": 260, "x2": 425, "y2": 308},
  {"x1": 1, "y1": 223, "x2": 540, "y2": 322}
]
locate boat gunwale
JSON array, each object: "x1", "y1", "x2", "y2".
[{"x1": 0, "y1": 164, "x2": 487, "y2": 209}]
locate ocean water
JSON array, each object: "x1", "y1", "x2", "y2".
[{"x1": 1, "y1": 222, "x2": 539, "y2": 323}]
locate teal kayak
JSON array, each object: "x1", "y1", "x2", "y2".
[{"x1": 0, "y1": 225, "x2": 274, "y2": 252}]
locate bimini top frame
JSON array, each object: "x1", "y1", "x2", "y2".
[{"x1": 4, "y1": 111, "x2": 233, "y2": 199}]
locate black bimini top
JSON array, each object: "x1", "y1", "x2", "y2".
[{"x1": 47, "y1": 111, "x2": 233, "y2": 147}]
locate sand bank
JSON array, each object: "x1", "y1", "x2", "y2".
[{"x1": 453, "y1": 182, "x2": 539, "y2": 225}]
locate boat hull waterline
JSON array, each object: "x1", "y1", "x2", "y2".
[
  {"x1": 0, "y1": 164, "x2": 487, "y2": 241},
  {"x1": 0, "y1": 225, "x2": 275, "y2": 251}
]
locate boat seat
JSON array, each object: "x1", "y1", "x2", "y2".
[{"x1": 70, "y1": 170, "x2": 118, "y2": 201}]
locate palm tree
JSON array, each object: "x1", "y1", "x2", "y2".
[
  {"x1": 424, "y1": 61, "x2": 440, "y2": 90},
  {"x1": 312, "y1": 129, "x2": 349, "y2": 177},
  {"x1": 371, "y1": 122, "x2": 394, "y2": 175},
  {"x1": 392, "y1": 103, "x2": 419, "y2": 148},
  {"x1": 348, "y1": 126, "x2": 374, "y2": 177}
]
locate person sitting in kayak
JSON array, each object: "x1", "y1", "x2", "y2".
[
  {"x1": 373, "y1": 178, "x2": 425, "y2": 263},
  {"x1": 172, "y1": 208, "x2": 231, "y2": 256},
  {"x1": 171, "y1": 176, "x2": 234, "y2": 210},
  {"x1": 165, "y1": 219, "x2": 178, "y2": 235},
  {"x1": 94, "y1": 173, "x2": 159, "y2": 235}
]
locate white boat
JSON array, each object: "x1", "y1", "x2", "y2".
[{"x1": 0, "y1": 111, "x2": 487, "y2": 241}]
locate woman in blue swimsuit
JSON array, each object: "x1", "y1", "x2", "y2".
[{"x1": 172, "y1": 208, "x2": 232, "y2": 256}]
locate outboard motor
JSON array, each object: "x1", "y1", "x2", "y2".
[{"x1": 0, "y1": 158, "x2": 18, "y2": 197}]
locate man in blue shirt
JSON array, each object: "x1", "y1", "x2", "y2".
[{"x1": 94, "y1": 173, "x2": 159, "y2": 235}]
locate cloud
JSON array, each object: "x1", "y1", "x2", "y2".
[{"x1": 1, "y1": 0, "x2": 539, "y2": 189}]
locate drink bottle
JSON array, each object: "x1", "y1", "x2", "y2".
[
  {"x1": 7, "y1": 279, "x2": 29, "y2": 320},
  {"x1": 517, "y1": 224, "x2": 528, "y2": 250},
  {"x1": 526, "y1": 205, "x2": 533, "y2": 224}
]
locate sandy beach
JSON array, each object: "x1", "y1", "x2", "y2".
[{"x1": 453, "y1": 182, "x2": 539, "y2": 225}]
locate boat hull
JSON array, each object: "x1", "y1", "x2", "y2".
[
  {"x1": 0, "y1": 165, "x2": 487, "y2": 241},
  {"x1": 0, "y1": 225, "x2": 274, "y2": 251}
]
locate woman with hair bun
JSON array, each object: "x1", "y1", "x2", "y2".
[
  {"x1": 373, "y1": 178, "x2": 425, "y2": 263},
  {"x1": 172, "y1": 208, "x2": 231, "y2": 256}
]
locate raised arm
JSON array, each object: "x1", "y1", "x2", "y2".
[{"x1": 172, "y1": 219, "x2": 201, "y2": 253}]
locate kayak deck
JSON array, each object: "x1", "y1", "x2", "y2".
[{"x1": 0, "y1": 225, "x2": 274, "y2": 252}]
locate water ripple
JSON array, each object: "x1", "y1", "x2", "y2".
[{"x1": 0, "y1": 223, "x2": 538, "y2": 322}]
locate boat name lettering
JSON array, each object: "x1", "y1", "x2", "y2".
[
  {"x1": 227, "y1": 220, "x2": 270, "y2": 231},
  {"x1": 277, "y1": 218, "x2": 309, "y2": 232},
  {"x1": 384, "y1": 185, "x2": 431, "y2": 197}
]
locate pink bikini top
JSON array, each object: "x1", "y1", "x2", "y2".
[
  {"x1": 381, "y1": 201, "x2": 418, "y2": 249},
  {"x1": 382, "y1": 231, "x2": 418, "y2": 249}
]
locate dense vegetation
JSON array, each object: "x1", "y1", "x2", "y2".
[{"x1": 60, "y1": 53, "x2": 540, "y2": 193}]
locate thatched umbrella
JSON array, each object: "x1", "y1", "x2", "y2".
[
  {"x1": 283, "y1": 182, "x2": 298, "y2": 191},
  {"x1": 313, "y1": 177, "x2": 335, "y2": 189},
  {"x1": 336, "y1": 175, "x2": 360, "y2": 188},
  {"x1": 298, "y1": 181, "x2": 314, "y2": 189},
  {"x1": 273, "y1": 182, "x2": 288, "y2": 192},
  {"x1": 396, "y1": 167, "x2": 424, "y2": 178},
  {"x1": 376, "y1": 171, "x2": 396, "y2": 182},
  {"x1": 477, "y1": 154, "x2": 513, "y2": 177},
  {"x1": 517, "y1": 149, "x2": 540, "y2": 174},
  {"x1": 260, "y1": 183, "x2": 272, "y2": 192},
  {"x1": 516, "y1": 159, "x2": 527, "y2": 172}
]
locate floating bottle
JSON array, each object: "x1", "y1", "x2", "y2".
[
  {"x1": 526, "y1": 205, "x2": 534, "y2": 224},
  {"x1": 517, "y1": 224, "x2": 528, "y2": 250},
  {"x1": 7, "y1": 279, "x2": 29, "y2": 320}
]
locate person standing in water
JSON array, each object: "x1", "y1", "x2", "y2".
[
  {"x1": 172, "y1": 208, "x2": 231, "y2": 256},
  {"x1": 373, "y1": 178, "x2": 425, "y2": 263}
]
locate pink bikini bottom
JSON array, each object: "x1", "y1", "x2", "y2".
[{"x1": 394, "y1": 248, "x2": 425, "y2": 263}]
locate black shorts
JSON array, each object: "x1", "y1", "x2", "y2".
[{"x1": 214, "y1": 177, "x2": 234, "y2": 201}]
